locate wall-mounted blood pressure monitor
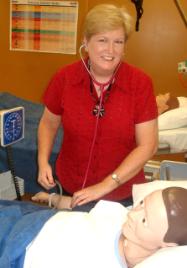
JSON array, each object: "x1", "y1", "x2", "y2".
[{"x1": 0, "y1": 107, "x2": 24, "y2": 147}]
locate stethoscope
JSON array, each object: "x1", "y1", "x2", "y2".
[{"x1": 79, "y1": 44, "x2": 121, "y2": 189}]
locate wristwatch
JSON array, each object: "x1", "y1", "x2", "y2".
[{"x1": 111, "y1": 173, "x2": 121, "y2": 185}]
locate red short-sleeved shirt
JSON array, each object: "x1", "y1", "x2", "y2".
[{"x1": 43, "y1": 60, "x2": 158, "y2": 201}]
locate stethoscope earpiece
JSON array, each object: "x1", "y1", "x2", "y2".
[{"x1": 82, "y1": 43, "x2": 87, "y2": 51}]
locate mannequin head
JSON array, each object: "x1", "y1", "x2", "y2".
[
  {"x1": 120, "y1": 187, "x2": 187, "y2": 267},
  {"x1": 156, "y1": 93, "x2": 179, "y2": 115}
]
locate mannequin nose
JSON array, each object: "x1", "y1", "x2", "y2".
[{"x1": 128, "y1": 205, "x2": 144, "y2": 221}]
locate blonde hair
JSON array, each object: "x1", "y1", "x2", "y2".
[{"x1": 83, "y1": 4, "x2": 133, "y2": 41}]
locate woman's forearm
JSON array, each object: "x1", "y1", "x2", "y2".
[
  {"x1": 102, "y1": 142, "x2": 157, "y2": 193},
  {"x1": 38, "y1": 108, "x2": 61, "y2": 167},
  {"x1": 102, "y1": 119, "x2": 158, "y2": 191}
]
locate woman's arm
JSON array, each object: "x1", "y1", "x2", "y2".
[
  {"x1": 37, "y1": 107, "x2": 61, "y2": 189},
  {"x1": 71, "y1": 118, "x2": 158, "y2": 207},
  {"x1": 110, "y1": 118, "x2": 158, "y2": 185}
]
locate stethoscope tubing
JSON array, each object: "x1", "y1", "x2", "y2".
[{"x1": 79, "y1": 44, "x2": 120, "y2": 189}]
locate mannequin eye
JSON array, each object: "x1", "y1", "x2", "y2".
[
  {"x1": 139, "y1": 200, "x2": 144, "y2": 206},
  {"x1": 142, "y1": 218, "x2": 148, "y2": 227}
]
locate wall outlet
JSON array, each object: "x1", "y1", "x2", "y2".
[{"x1": 178, "y1": 60, "x2": 187, "y2": 73}]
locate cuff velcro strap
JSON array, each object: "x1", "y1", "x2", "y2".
[{"x1": 48, "y1": 193, "x2": 56, "y2": 208}]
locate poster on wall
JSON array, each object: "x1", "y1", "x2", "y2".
[{"x1": 10, "y1": 0, "x2": 79, "y2": 54}]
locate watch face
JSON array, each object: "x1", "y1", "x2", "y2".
[{"x1": 1, "y1": 107, "x2": 24, "y2": 146}]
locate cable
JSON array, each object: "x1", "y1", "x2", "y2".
[
  {"x1": 81, "y1": 89, "x2": 104, "y2": 189},
  {"x1": 131, "y1": 0, "x2": 144, "y2": 31},
  {"x1": 55, "y1": 179, "x2": 63, "y2": 195},
  {"x1": 6, "y1": 145, "x2": 21, "y2": 200}
]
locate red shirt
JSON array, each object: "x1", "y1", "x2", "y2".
[{"x1": 43, "y1": 60, "x2": 158, "y2": 201}]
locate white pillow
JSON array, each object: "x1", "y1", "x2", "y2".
[
  {"x1": 134, "y1": 246, "x2": 187, "y2": 268},
  {"x1": 158, "y1": 107, "x2": 187, "y2": 130},
  {"x1": 133, "y1": 180, "x2": 187, "y2": 268},
  {"x1": 178, "y1": 97, "x2": 187, "y2": 107},
  {"x1": 132, "y1": 180, "x2": 187, "y2": 205}
]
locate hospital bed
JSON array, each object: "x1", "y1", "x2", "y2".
[
  {"x1": 1, "y1": 179, "x2": 187, "y2": 268},
  {"x1": 0, "y1": 92, "x2": 62, "y2": 193},
  {"x1": 159, "y1": 160, "x2": 187, "y2": 180},
  {"x1": 158, "y1": 128, "x2": 187, "y2": 160},
  {"x1": 159, "y1": 127, "x2": 187, "y2": 153},
  {"x1": 157, "y1": 106, "x2": 187, "y2": 159}
]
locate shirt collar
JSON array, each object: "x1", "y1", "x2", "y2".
[
  {"x1": 70, "y1": 58, "x2": 90, "y2": 86},
  {"x1": 70, "y1": 59, "x2": 128, "y2": 93}
]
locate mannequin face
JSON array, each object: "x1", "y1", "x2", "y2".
[
  {"x1": 122, "y1": 190, "x2": 169, "y2": 251},
  {"x1": 156, "y1": 93, "x2": 170, "y2": 114},
  {"x1": 84, "y1": 27, "x2": 125, "y2": 79}
]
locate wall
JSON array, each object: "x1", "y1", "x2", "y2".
[
  {"x1": 0, "y1": 0, "x2": 186, "y2": 103},
  {"x1": 125, "y1": 0, "x2": 187, "y2": 96},
  {"x1": 0, "y1": 0, "x2": 88, "y2": 101}
]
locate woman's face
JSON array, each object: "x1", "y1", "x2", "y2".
[{"x1": 84, "y1": 27, "x2": 125, "y2": 77}]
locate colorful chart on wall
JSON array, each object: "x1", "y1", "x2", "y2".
[{"x1": 10, "y1": 0, "x2": 79, "y2": 54}]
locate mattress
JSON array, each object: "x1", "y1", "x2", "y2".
[{"x1": 159, "y1": 127, "x2": 187, "y2": 153}]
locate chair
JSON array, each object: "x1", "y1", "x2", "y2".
[{"x1": 159, "y1": 160, "x2": 187, "y2": 180}]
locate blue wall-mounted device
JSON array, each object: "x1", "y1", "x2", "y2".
[{"x1": 0, "y1": 107, "x2": 24, "y2": 147}]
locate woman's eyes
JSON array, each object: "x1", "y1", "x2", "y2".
[
  {"x1": 115, "y1": 40, "x2": 124, "y2": 44},
  {"x1": 98, "y1": 38, "x2": 106, "y2": 42},
  {"x1": 97, "y1": 39, "x2": 124, "y2": 44}
]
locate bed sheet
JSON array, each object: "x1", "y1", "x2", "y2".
[
  {"x1": 0, "y1": 199, "x2": 55, "y2": 268},
  {"x1": 159, "y1": 127, "x2": 187, "y2": 153}
]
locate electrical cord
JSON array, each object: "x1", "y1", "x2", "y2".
[{"x1": 6, "y1": 145, "x2": 21, "y2": 201}]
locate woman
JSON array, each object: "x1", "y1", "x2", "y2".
[{"x1": 37, "y1": 4, "x2": 158, "y2": 210}]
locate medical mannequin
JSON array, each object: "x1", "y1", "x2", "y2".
[
  {"x1": 26, "y1": 187, "x2": 187, "y2": 268},
  {"x1": 119, "y1": 186, "x2": 187, "y2": 267},
  {"x1": 156, "y1": 92, "x2": 187, "y2": 115}
]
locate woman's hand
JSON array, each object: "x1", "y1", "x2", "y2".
[
  {"x1": 71, "y1": 182, "x2": 109, "y2": 208},
  {"x1": 37, "y1": 163, "x2": 56, "y2": 190}
]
